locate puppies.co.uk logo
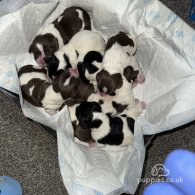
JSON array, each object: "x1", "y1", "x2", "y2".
[
  {"x1": 151, "y1": 164, "x2": 169, "y2": 177},
  {"x1": 138, "y1": 164, "x2": 183, "y2": 184}
]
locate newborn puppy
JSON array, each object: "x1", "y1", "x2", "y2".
[
  {"x1": 29, "y1": 6, "x2": 91, "y2": 66},
  {"x1": 68, "y1": 104, "x2": 95, "y2": 144},
  {"x1": 44, "y1": 30, "x2": 105, "y2": 80},
  {"x1": 96, "y1": 31, "x2": 144, "y2": 96},
  {"x1": 18, "y1": 65, "x2": 79, "y2": 115},
  {"x1": 77, "y1": 51, "x2": 103, "y2": 85},
  {"x1": 76, "y1": 101, "x2": 137, "y2": 147},
  {"x1": 88, "y1": 75, "x2": 134, "y2": 116}
]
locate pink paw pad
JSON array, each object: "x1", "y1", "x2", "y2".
[
  {"x1": 140, "y1": 101, "x2": 146, "y2": 109},
  {"x1": 89, "y1": 142, "x2": 97, "y2": 148}
]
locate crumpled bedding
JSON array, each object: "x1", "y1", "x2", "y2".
[{"x1": 1, "y1": 0, "x2": 195, "y2": 194}]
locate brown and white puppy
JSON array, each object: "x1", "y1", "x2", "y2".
[
  {"x1": 44, "y1": 30, "x2": 105, "y2": 80},
  {"x1": 96, "y1": 32, "x2": 144, "y2": 96},
  {"x1": 29, "y1": 6, "x2": 91, "y2": 66},
  {"x1": 75, "y1": 101, "x2": 143, "y2": 147},
  {"x1": 18, "y1": 65, "x2": 79, "y2": 115},
  {"x1": 88, "y1": 74, "x2": 135, "y2": 116}
]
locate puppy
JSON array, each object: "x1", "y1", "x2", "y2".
[
  {"x1": 76, "y1": 101, "x2": 139, "y2": 147},
  {"x1": 18, "y1": 65, "x2": 79, "y2": 115},
  {"x1": 96, "y1": 32, "x2": 144, "y2": 96},
  {"x1": 44, "y1": 30, "x2": 105, "y2": 80},
  {"x1": 77, "y1": 51, "x2": 103, "y2": 85},
  {"x1": 29, "y1": 6, "x2": 91, "y2": 66}
]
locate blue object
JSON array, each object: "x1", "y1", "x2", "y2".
[
  {"x1": 0, "y1": 176, "x2": 22, "y2": 195},
  {"x1": 190, "y1": 0, "x2": 195, "y2": 21},
  {"x1": 165, "y1": 149, "x2": 195, "y2": 195},
  {"x1": 143, "y1": 182, "x2": 184, "y2": 195}
]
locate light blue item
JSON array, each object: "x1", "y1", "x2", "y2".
[
  {"x1": 144, "y1": 149, "x2": 195, "y2": 195},
  {"x1": 165, "y1": 149, "x2": 195, "y2": 195},
  {"x1": 0, "y1": 176, "x2": 22, "y2": 195},
  {"x1": 143, "y1": 182, "x2": 184, "y2": 195}
]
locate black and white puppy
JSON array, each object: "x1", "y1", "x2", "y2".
[
  {"x1": 77, "y1": 51, "x2": 103, "y2": 85},
  {"x1": 76, "y1": 101, "x2": 138, "y2": 147},
  {"x1": 29, "y1": 6, "x2": 91, "y2": 66},
  {"x1": 96, "y1": 32, "x2": 144, "y2": 96},
  {"x1": 18, "y1": 65, "x2": 79, "y2": 115},
  {"x1": 44, "y1": 30, "x2": 105, "y2": 80}
]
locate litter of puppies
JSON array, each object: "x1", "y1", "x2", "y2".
[{"x1": 18, "y1": 6, "x2": 146, "y2": 148}]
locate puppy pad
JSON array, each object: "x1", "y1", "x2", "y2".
[{"x1": 2, "y1": 0, "x2": 195, "y2": 194}]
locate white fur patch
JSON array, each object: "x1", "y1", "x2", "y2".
[
  {"x1": 57, "y1": 16, "x2": 63, "y2": 23},
  {"x1": 36, "y1": 43, "x2": 44, "y2": 56},
  {"x1": 41, "y1": 86, "x2": 64, "y2": 115},
  {"x1": 54, "y1": 30, "x2": 105, "y2": 70},
  {"x1": 91, "y1": 113, "x2": 110, "y2": 141},
  {"x1": 64, "y1": 77, "x2": 71, "y2": 86},
  {"x1": 120, "y1": 117, "x2": 133, "y2": 146},
  {"x1": 76, "y1": 9, "x2": 85, "y2": 30},
  {"x1": 29, "y1": 85, "x2": 35, "y2": 96},
  {"x1": 19, "y1": 72, "x2": 47, "y2": 86}
]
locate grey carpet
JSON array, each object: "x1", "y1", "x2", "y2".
[
  {"x1": 0, "y1": 1, "x2": 195, "y2": 195},
  {"x1": 0, "y1": 91, "x2": 68, "y2": 195}
]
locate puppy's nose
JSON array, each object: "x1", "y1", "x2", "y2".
[
  {"x1": 69, "y1": 68, "x2": 79, "y2": 78},
  {"x1": 43, "y1": 56, "x2": 52, "y2": 64}
]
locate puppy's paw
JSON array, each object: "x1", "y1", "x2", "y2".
[
  {"x1": 135, "y1": 99, "x2": 146, "y2": 110},
  {"x1": 135, "y1": 73, "x2": 145, "y2": 83},
  {"x1": 140, "y1": 101, "x2": 146, "y2": 109},
  {"x1": 89, "y1": 142, "x2": 97, "y2": 148}
]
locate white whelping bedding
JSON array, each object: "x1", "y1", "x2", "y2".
[{"x1": 0, "y1": 0, "x2": 195, "y2": 194}]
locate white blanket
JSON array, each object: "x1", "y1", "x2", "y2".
[{"x1": 1, "y1": 0, "x2": 195, "y2": 194}]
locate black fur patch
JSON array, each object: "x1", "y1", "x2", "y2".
[
  {"x1": 44, "y1": 55, "x2": 59, "y2": 79},
  {"x1": 77, "y1": 62, "x2": 90, "y2": 84},
  {"x1": 98, "y1": 114, "x2": 124, "y2": 145},
  {"x1": 63, "y1": 53, "x2": 72, "y2": 69},
  {"x1": 112, "y1": 101, "x2": 128, "y2": 114},
  {"x1": 99, "y1": 99, "x2": 104, "y2": 105},
  {"x1": 105, "y1": 32, "x2": 135, "y2": 51},
  {"x1": 92, "y1": 119, "x2": 102, "y2": 128},
  {"x1": 76, "y1": 101, "x2": 102, "y2": 129},
  {"x1": 83, "y1": 51, "x2": 103, "y2": 64},
  {"x1": 127, "y1": 117, "x2": 135, "y2": 134},
  {"x1": 75, "y1": 50, "x2": 79, "y2": 58},
  {"x1": 86, "y1": 64, "x2": 99, "y2": 74},
  {"x1": 77, "y1": 51, "x2": 102, "y2": 84}
]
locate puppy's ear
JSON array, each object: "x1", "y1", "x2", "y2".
[
  {"x1": 29, "y1": 44, "x2": 34, "y2": 53},
  {"x1": 111, "y1": 73, "x2": 123, "y2": 89},
  {"x1": 123, "y1": 66, "x2": 139, "y2": 83},
  {"x1": 53, "y1": 37, "x2": 59, "y2": 51}
]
